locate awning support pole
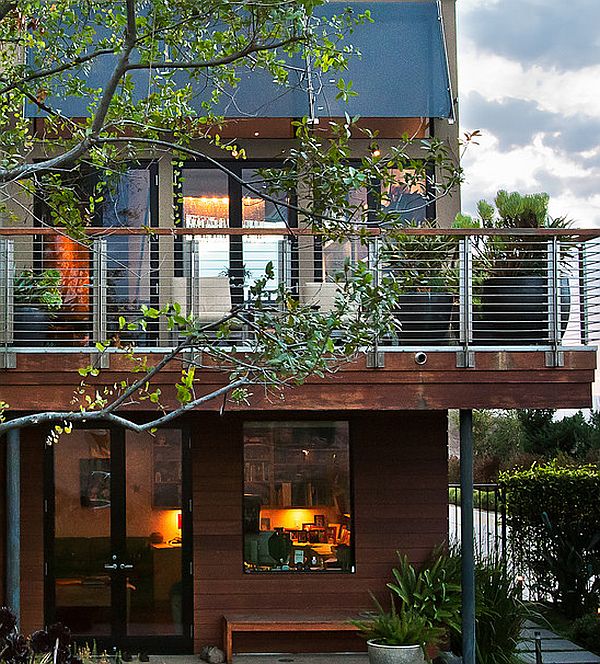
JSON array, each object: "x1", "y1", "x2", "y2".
[
  {"x1": 6, "y1": 428, "x2": 20, "y2": 623},
  {"x1": 460, "y1": 409, "x2": 475, "y2": 664}
]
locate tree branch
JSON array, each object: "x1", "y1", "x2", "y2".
[
  {"x1": 125, "y1": 35, "x2": 303, "y2": 72},
  {"x1": 0, "y1": 379, "x2": 248, "y2": 436},
  {"x1": 0, "y1": 48, "x2": 116, "y2": 96}
]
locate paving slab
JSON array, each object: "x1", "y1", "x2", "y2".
[
  {"x1": 519, "y1": 651, "x2": 600, "y2": 664},
  {"x1": 519, "y1": 639, "x2": 584, "y2": 652},
  {"x1": 522, "y1": 629, "x2": 565, "y2": 640}
]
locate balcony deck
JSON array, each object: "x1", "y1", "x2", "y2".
[{"x1": 0, "y1": 228, "x2": 598, "y2": 412}]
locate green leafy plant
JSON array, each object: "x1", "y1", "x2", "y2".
[
  {"x1": 458, "y1": 190, "x2": 571, "y2": 277},
  {"x1": 570, "y1": 612, "x2": 600, "y2": 654},
  {"x1": 473, "y1": 557, "x2": 535, "y2": 664},
  {"x1": 13, "y1": 269, "x2": 62, "y2": 311},
  {"x1": 499, "y1": 461, "x2": 600, "y2": 617},
  {"x1": 387, "y1": 548, "x2": 462, "y2": 636},
  {"x1": 353, "y1": 596, "x2": 444, "y2": 649}
]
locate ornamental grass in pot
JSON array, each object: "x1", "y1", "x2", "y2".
[
  {"x1": 381, "y1": 221, "x2": 459, "y2": 344},
  {"x1": 456, "y1": 190, "x2": 571, "y2": 345},
  {"x1": 353, "y1": 596, "x2": 444, "y2": 664}
]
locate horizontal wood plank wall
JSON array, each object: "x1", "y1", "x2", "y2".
[
  {"x1": 20, "y1": 429, "x2": 45, "y2": 634},
  {"x1": 0, "y1": 441, "x2": 5, "y2": 603},
  {"x1": 192, "y1": 411, "x2": 448, "y2": 654}
]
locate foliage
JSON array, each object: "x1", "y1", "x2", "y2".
[
  {"x1": 447, "y1": 487, "x2": 500, "y2": 512},
  {"x1": 353, "y1": 596, "x2": 444, "y2": 649},
  {"x1": 383, "y1": 548, "x2": 532, "y2": 664},
  {"x1": 499, "y1": 461, "x2": 600, "y2": 617},
  {"x1": 387, "y1": 549, "x2": 462, "y2": 636},
  {"x1": 472, "y1": 557, "x2": 534, "y2": 664},
  {"x1": 13, "y1": 269, "x2": 62, "y2": 311},
  {"x1": 380, "y1": 221, "x2": 461, "y2": 293},
  {"x1": 0, "y1": 606, "x2": 81, "y2": 664},
  {"x1": 456, "y1": 190, "x2": 571, "y2": 277},
  {"x1": 0, "y1": 0, "x2": 464, "y2": 437},
  {"x1": 570, "y1": 612, "x2": 600, "y2": 654}
]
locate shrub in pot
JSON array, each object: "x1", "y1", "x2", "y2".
[
  {"x1": 457, "y1": 191, "x2": 571, "y2": 345},
  {"x1": 382, "y1": 222, "x2": 459, "y2": 344},
  {"x1": 13, "y1": 269, "x2": 63, "y2": 346},
  {"x1": 353, "y1": 596, "x2": 444, "y2": 664}
]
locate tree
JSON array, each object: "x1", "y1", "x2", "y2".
[{"x1": 0, "y1": 0, "x2": 463, "y2": 439}]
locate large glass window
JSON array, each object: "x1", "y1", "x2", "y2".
[{"x1": 243, "y1": 421, "x2": 353, "y2": 573}]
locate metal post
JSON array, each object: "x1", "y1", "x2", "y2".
[
  {"x1": 92, "y1": 238, "x2": 109, "y2": 367},
  {"x1": 460, "y1": 409, "x2": 476, "y2": 664},
  {"x1": 458, "y1": 237, "x2": 474, "y2": 368},
  {"x1": 6, "y1": 428, "x2": 21, "y2": 621},
  {"x1": 0, "y1": 239, "x2": 16, "y2": 369},
  {"x1": 578, "y1": 244, "x2": 589, "y2": 345},
  {"x1": 546, "y1": 238, "x2": 563, "y2": 367},
  {"x1": 367, "y1": 237, "x2": 384, "y2": 368}
]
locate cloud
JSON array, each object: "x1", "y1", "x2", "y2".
[
  {"x1": 460, "y1": 0, "x2": 600, "y2": 72},
  {"x1": 460, "y1": 132, "x2": 600, "y2": 227},
  {"x1": 460, "y1": 92, "x2": 600, "y2": 154},
  {"x1": 459, "y1": 40, "x2": 600, "y2": 117}
]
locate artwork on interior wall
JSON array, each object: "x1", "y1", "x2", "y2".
[
  {"x1": 313, "y1": 514, "x2": 325, "y2": 528},
  {"x1": 152, "y1": 434, "x2": 182, "y2": 509},
  {"x1": 80, "y1": 458, "x2": 111, "y2": 509}
]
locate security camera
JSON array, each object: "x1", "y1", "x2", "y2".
[{"x1": 414, "y1": 351, "x2": 428, "y2": 365}]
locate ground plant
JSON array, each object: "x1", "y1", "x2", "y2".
[{"x1": 499, "y1": 461, "x2": 600, "y2": 617}]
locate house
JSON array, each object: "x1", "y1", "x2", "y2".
[{"x1": 0, "y1": 0, "x2": 597, "y2": 660}]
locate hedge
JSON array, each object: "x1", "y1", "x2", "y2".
[{"x1": 498, "y1": 461, "x2": 600, "y2": 617}]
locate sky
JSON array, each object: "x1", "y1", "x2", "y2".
[{"x1": 456, "y1": 0, "x2": 600, "y2": 227}]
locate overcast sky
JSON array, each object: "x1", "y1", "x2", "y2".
[{"x1": 456, "y1": 0, "x2": 600, "y2": 227}]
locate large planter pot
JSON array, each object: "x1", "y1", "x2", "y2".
[
  {"x1": 367, "y1": 641, "x2": 426, "y2": 664},
  {"x1": 395, "y1": 292, "x2": 453, "y2": 344},
  {"x1": 14, "y1": 306, "x2": 51, "y2": 347},
  {"x1": 474, "y1": 275, "x2": 570, "y2": 345}
]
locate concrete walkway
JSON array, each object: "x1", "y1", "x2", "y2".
[
  {"x1": 148, "y1": 622, "x2": 600, "y2": 664},
  {"x1": 518, "y1": 621, "x2": 600, "y2": 664}
]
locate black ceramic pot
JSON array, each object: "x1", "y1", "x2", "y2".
[
  {"x1": 395, "y1": 291, "x2": 454, "y2": 344},
  {"x1": 474, "y1": 275, "x2": 570, "y2": 345},
  {"x1": 14, "y1": 306, "x2": 51, "y2": 347}
]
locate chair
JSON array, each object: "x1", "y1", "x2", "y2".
[
  {"x1": 299, "y1": 281, "x2": 340, "y2": 313},
  {"x1": 169, "y1": 276, "x2": 232, "y2": 324}
]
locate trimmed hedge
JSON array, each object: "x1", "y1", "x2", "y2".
[{"x1": 499, "y1": 461, "x2": 600, "y2": 617}]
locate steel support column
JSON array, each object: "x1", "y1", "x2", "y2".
[
  {"x1": 460, "y1": 409, "x2": 475, "y2": 664},
  {"x1": 6, "y1": 428, "x2": 20, "y2": 621}
]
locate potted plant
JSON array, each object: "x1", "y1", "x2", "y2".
[
  {"x1": 382, "y1": 221, "x2": 459, "y2": 344},
  {"x1": 458, "y1": 191, "x2": 571, "y2": 345},
  {"x1": 13, "y1": 268, "x2": 62, "y2": 345},
  {"x1": 353, "y1": 596, "x2": 444, "y2": 664}
]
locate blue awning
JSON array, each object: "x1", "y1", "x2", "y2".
[{"x1": 26, "y1": 1, "x2": 453, "y2": 120}]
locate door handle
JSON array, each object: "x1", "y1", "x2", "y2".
[
  {"x1": 119, "y1": 563, "x2": 133, "y2": 570},
  {"x1": 104, "y1": 563, "x2": 118, "y2": 570}
]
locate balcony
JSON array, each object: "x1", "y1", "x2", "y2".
[{"x1": 1, "y1": 228, "x2": 599, "y2": 366}]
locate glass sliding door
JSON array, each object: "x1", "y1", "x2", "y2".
[
  {"x1": 52, "y1": 429, "x2": 113, "y2": 635},
  {"x1": 48, "y1": 428, "x2": 191, "y2": 653}
]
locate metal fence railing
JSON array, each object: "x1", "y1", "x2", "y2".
[
  {"x1": 1, "y1": 228, "x2": 600, "y2": 354},
  {"x1": 448, "y1": 483, "x2": 507, "y2": 559}
]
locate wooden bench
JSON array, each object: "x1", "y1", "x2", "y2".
[{"x1": 222, "y1": 613, "x2": 360, "y2": 663}]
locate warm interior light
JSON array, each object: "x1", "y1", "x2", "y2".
[
  {"x1": 177, "y1": 511, "x2": 182, "y2": 530},
  {"x1": 184, "y1": 195, "x2": 266, "y2": 225},
  {"x1": 371, "y1": 148, "x2": 381, "y2": 158}
]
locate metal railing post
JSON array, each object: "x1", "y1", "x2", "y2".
[
  {"x1": 458, "y1": 236, "x2": 474, "y2": 367},
  {"x1": 367, "y1": 237, "x2": 384, "y2": 368},
  {"x1": 546, "y1": 238, "x2": 563, "y2": 367},
  {"x1": 92, "y1": 238, "x2": 109, "y2": 367},
  {"x1": 0, "y1": 239, "x2": 15, "y2": 368},
  {"x1": 578, "y1": 243, "x2": 589, "y2": 346}
]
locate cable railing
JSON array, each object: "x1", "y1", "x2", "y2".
[{"x1": 1, "y1": 227, "x2": 600, "y2": 357}]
